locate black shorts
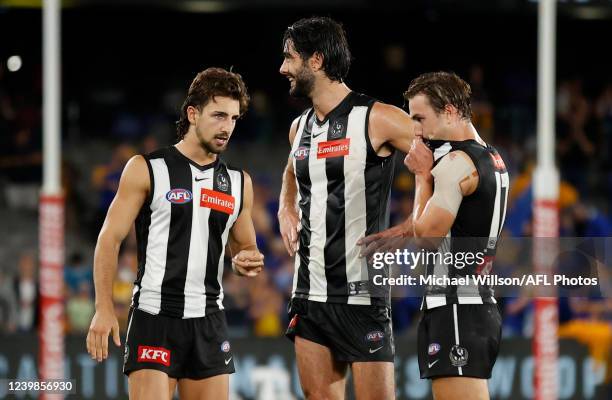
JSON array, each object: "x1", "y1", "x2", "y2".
[
  {"x1": 123, "y1": 307, "x2": 235, "y2": 379},
  {"x1": 285, "y1": 298, "x2": 394, "y2": 363},
  {"x1": 417, "y1": 303, "x2": 501, "y2": 379}
]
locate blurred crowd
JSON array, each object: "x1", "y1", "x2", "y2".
[{"x1": 1, "y1": 56, "x2": 611, "y2": 380}]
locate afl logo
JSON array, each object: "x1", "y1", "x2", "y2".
[
  {"x1": 166, "y1": 188, "x2": 192, "y2": 204},
  {"x1": 428, "y1": 343, "x2": 441, "y2": 356},
  {"x1": 221, "y1": 341, "x2": 231, "y2": 353},
  {"x1": 365, "y1": 331, "x2": 385, "y2": 342},
  {"x1": 294, "y1": 146, "x2": 310, "y2": 160}
]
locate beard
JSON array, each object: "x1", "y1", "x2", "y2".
[
  {"x1": 196, "y1": 131, "x2": 228, "y2": 154},
  {"x1": 289, "y1": 65, "x2": 315, "y2": 98}
]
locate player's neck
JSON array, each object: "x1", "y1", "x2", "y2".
[
  {"x1": 175, "y1": 138, "x2": 218, "y2": 166},
  {"x1": 439, "y1": 122, "x2": 486, "y2": 145},
  {"x1": 310, "y1": 80, "x2": 351, "y2": 121}
]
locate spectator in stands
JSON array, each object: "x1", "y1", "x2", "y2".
[
  {"x1": 561, "y1": 201, "x2": 612, "y2": 237},
  {"x1": 248, "y1": 270, "x2": 283, "y2": 337},
  {"x1": 0, "y1": 269, "x2": 18, "y2": 334},
  {"x1": 557, "y1": 79, "x2": 597, "y2": 192},
  {"x1": 90, "y1": 143, "x2": 136, "y2": 234},
  {"x1": 469, "y1": 64, "x2": 495, "y2": 142},
  {"x1": 595, "y1": 83, "x2": 612, "y2": 202},
  {"x1": 64, "y1": 252, "x2": 93, "y2": 297},
  {"x1": 595, "y1": 83, "x2": 612, "y2": 164},
  {"x1": 0, "y1": 125, "x2": 42, "y2": 210},
  {"x1": 16, "y1": 251, "x2": 37, "y2": 332},
  {"x1": 113, "y1": 248, "x2": 137, "y2": 332},
  {"x1": 223, "y1": 264, "x2": 251, "y2": 330},
  {"x1": 66, "y1": 281, "x2": 95, "y2": 333}
]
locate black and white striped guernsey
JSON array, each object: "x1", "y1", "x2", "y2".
[
  {"x1": 421, "y1": 139, "x2": 510, "y2": 310},
  {"x1": 290, "y1": 92, "x2": 395, "y2": 306},
  {"x1": 132, "y1": 146, "x2": 244, "y2": 318}
]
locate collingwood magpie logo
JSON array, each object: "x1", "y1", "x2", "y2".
[
  {"x1": 330, "y1": 120, "x2": 344, "y2": 139},
  {"x1": 124, "y1": 345, "x2": 130, "y2": 365},
  {"x1": 217, "y1": 174, "x2": 229, "y2": 192},
  {"x1": 449, "y1": 345, "x2": 468, "y2": 367}
]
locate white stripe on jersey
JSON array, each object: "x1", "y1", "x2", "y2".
[
  {"x1": 433, "y1": 142, "x2": 452, "y2": 161},
  {"x1": 500, "y1": 172, "x2": 510, "y2": 236},
  {"x1": 488, "y1": 171, "x2": 502, "y2": 240},
  {"x1": 183, "y1": 165, "x2": 213, "y2": 318},
  {"x1": 291, "y1": 116, "x2": 308, "y2": 297},
  {"x1": 306, "y1": 121, "x2": 330, "y2": 302},
  {"x1": 452, "y1": 304, "x2": 463, "y2": 376},
  {"x1": 344, "y1": 106, "x2": 371, "y2": 305},
  {"x1": 424, "y1": 232, "x2": 450, "y2": 309},
  {"x1": 137, "y1": 158, "x2": 171, "y2": 314}
]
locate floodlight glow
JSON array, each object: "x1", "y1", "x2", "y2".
[{"x1": 7, "y1": 55, "x2": 22, "y2": 72}]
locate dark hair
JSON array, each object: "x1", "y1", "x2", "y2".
[
  {"x1": 283, "y1": 16, "x2": 352, "y2": 82},
  {"x1": 176, "y1": 67, "x2": 250, "y2": 140},
  {"x1": 404, "y1": 72, "x2": 472, "y2": 120}
]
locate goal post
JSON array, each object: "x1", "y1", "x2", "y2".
[
  {"x1": 40, "y1": 0, "x2": 65, "y2": 399},
  {"x1": 533, "y1": 1, "x2": 559, "y2": 399}
]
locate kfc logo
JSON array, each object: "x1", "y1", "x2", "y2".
[
  {"x1": 137, "y1": 346, "x2": 171, "y2": 366},
  {"x1": 200, "y1": 188, "x2": 235, "y2": 214},
  {"x1": 317, "y1": 138, "x2": 350, "y2": 159}
]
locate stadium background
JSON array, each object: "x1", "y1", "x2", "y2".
[{"x1": 0, "y1": 0, "x2": 611, "y2": 398}]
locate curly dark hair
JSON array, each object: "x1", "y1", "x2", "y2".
[
  {"x1": 176, "y1": 67, "x2": 250, "y2": 140},
  {"x1": 283, "y1": 16, "x2": 352, "y2": 83},
  {"x1": 404, "y1": 71, "x2": 472, "y2": 120}
]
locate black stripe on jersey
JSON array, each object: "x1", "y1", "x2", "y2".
[
  {"x1": 204, "y1": 164, "x2": 231, "y2": 314},
  {"x1": 498, "y1": 185, "x2": 507, "y2": 237},
  {"x1": 238, "y1": 169, "x2": 245, "y2": 216},
  {"x1": 160, "y1": 154, "x2": 193, "y2": 317},
  {"x1": 133, "y1": 155, "x2": 155, "y2": 308},
  {"x1": 295, "y1": 113, "x2": 313, "y2": 296},
  {"x1": 324, "y1": 114, "x2": 349, "y2": 301}
]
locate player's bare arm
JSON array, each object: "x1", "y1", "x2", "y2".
[
  {"x1": 368, "y1": 101, "x2": 415, "y2": 156},
  {"x1": 357, "y1": 102, "x2": 414, "y2": 254},
  {"x1": 228, "y1": 171, "x2": 264, "y2": 277},
  {"x1": 410, "y1": 147, "x2": 479, "y2": 239},
  {"x1": 87, "y1": 155, "x2": 150, "y2": 362},
  {"x1": 277, "y1": 116, "x2": 300, "y2": 256}
]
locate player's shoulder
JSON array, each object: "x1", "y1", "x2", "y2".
[
  {"x1": 368, "y1": 100, "x2": 412, "y2": 142},
  {"x1": 440, "y1": 150, "x2": 476, "y2": 168},
  {"x1": 225, "y1": 165, "x2": 252, "y2": 193},
  {"x1": 225, "y1": 162, "x2": 249, "y2": 180},
  {"x1": 119, "y1": 155, "x2": 151, "y2": 190},
  {"x1": 225, "y1": 162, "x2": 244, "y2": 174},
  {"x1": 143, "y1": 146, "x2": 173, "y2": 160},
  {"x1": 370, "y1": 101, "x2": 408, "y2": 120},
  {"x1": 124, "y1": 154, "x2": 148, "y2": 172},
  {"x1": 288, "y1": 109, "x2": 312, "y2": 144},
  {"x1": 348, "y1": 91, "x2": 377, "y2": 107},
  {"x1": 291, "y1": 108, "x2": 312, "y2": 128}
]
